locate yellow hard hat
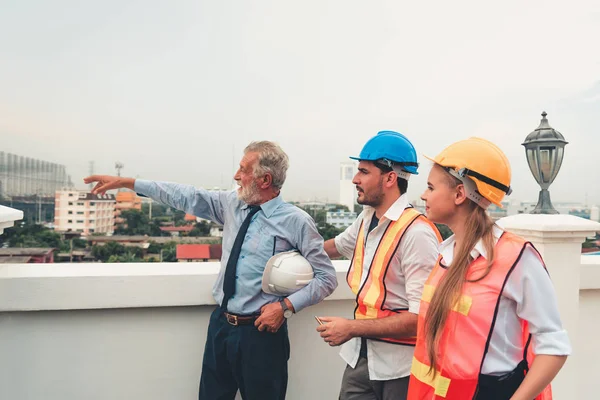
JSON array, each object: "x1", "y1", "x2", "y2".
[{"x1": 425, "y1": 137, "x2": 512, "y2": 207}]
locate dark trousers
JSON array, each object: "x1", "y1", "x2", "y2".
[
  {"x1": 475, "y1": 361, "x2": 528, "y2": 400},
  {"x1": 339, "y1": 356, "x2": 409, "y2": 400},
  {"x1": 198, "y1": 307, "x2": 290, "y2": 400}
]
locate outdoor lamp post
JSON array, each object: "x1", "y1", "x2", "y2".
[{"x1": 522, "y1": 111, "x2": 568, "y2": 214}]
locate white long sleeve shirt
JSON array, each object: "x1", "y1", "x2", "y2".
[
  {"x1": 439, "y1": 226, "x2": 572, "y2": 375},
  {"x1": 334, "y1": 195, "x2": 440, "y2": 380}
]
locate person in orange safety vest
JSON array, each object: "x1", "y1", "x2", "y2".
[
  {"x1": 317, "y1": 131, "x2": 441, "y2": 400},
  {"x1": 407, "y1": 136, "x2": 571, "y2": 400}
]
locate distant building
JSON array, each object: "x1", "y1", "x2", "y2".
[
  {"x1": 296, "y1": 201, "x2": 338, "y2": 212},
  {"x1": 184, "y1": 213, "x2": 197, "y2": 222},
  {"x1": 210, "y1": 225, "x2": 224, "y2": 237},
  {"x1": 487, "y1": 201, "x2": 510, "y2": 220},
  {"x1": 339, "y1": 161, "x2": 357, "y2": 212},
  {"x1": 0, "y1": 195, "x2": 56, "y2": 225},
  {"x1": 0, "y1": 151, "x2": 71, "y2": 198},
  {"x1": 0, "y1": 248, "x2": 54, "y2": 263},
  {"x1": 54, "y1": 191, "x2": 116, "y2": 235},
  {"x1": 115, "y1": 191, "x2": 142, "y2": 226},
  {"x1": 326, "y1": 210, "x2": 358, "y2": 229},
  {"x1": 159, "y1": 225, "x2": 194, "y2": 237}
]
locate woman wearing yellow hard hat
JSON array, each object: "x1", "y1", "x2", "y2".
[{"x1": 407, "y1": 138, "x2": 571, "y2": 400}]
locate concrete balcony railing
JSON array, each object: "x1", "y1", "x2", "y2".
[
  {"x1": 0, "y1": 205, "x2": 23, "y2": 234},
  {"x1": 0, "y1": 214, "x2": 599, "y2": 399}
]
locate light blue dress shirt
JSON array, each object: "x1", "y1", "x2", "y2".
[{"x1": 134, "y1": 180, "x2": 338, "y2": 315}]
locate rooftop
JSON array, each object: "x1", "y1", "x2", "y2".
[
  {"x1": 0, "y1": 207, "x2": 598, "y2": 399},
  {"x1": 0, "y1": 247, "x2": 54, "y2": 256}
]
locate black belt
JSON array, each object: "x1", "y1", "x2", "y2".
[{"x1": 223, "y1": 312, "x2": 259, "y2": 326}]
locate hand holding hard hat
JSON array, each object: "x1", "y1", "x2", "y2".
[{"x1": 262, "y1": 250, "x2": 314, "y2": 296}]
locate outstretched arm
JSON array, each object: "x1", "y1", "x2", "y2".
[
  {"x1": 84, "y1": 175, "x2": 134, "y2": 194},
  {"x1": 84, "y1": 175, "x2": 228, "y2": 225}
]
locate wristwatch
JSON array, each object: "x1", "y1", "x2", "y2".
[{"x1": 280, "y1": 300, "x2": 293, "y2": 319}]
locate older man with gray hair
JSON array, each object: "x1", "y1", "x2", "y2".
[{"x1": 85, "y1": 141, "x2": 337, "y2": 400}]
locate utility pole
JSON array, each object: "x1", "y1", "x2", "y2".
[
  {"x1": 115, "y1": 162, "x2": 124, "y2": 194},
  {"x1": 89, "y1": 161, "x2": 95, "y2": 190},
  {"x1": 37, "y1": 189, "x2": 42, "y2": 224},
  {"x1": 115, "y1": 162, "x2": 124, "y2": 177}
]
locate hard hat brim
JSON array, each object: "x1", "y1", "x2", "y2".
[
  {"x1": 422, "y1": 154, "x2": 506, "y2": 208},
  {"x1": 261, "y1": 259, "x2": 277, "y2": 295}
]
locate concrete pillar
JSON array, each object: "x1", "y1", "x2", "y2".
[
  {"x1": 0, "y1": 205, "x2": 24, "y2": 235},
  {"x1": 497, "y1": 214, "x2": 600, "y2": 400}
]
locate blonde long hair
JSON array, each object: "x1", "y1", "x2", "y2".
[{"x1": 425, "y1": 169, "x2": 496, "y2": 373}]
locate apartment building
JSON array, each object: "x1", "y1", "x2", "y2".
[
  {"x1": 326, "y1": 210, "x2": 357, "y2": 228},
  {"x1": 54, "y1": 191, "x2": 116, "y2": 235}
]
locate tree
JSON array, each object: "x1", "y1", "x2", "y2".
[
  {"x1": 115, "y1": 209, "x2": 152, "y2": 235},
  {"x1": 2, "y1": 224, "x2": 63, "y2": 249},
  {"x1": 92, "y1": 242, "x2": 127, "y2": 262},
  {"x1": 435, "y1": 224, "x2": 453, "y2": 240},
  {"x1": 173, "y1": 210, "x2": 187, "y2": 226},
  {"x1": 317, "y1": 223, "x2": 344, "y2": 241},
  {"x1": 142, "y1": 202, "x2": 168, "y2": 218},
  {"x1": 161, "y1": 241, "x2": 177, "y2": 262},
  {"x1": 189, "y1": 221, "x2": 211, "y2": 237}
]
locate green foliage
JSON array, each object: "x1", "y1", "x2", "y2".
[
  {"x1": 115, "y1": 209, "x2": 163, "y2": 236},
  {"x1": 2, "y1": 224, "x2": 63, "y2": 248},
  {"x1": 91, "y1": 242, "x2": 144, "y2": 263},
  {"x1": 73, "y1": 238, "x2": 87, "y2": 248},
  {"x1": 161, "y1": 241, "x2": 177, "y2": 262},
  {"x1": 147, "y1": 241, "x2": 162, "y2": 254},
  {"x1": 317, "y1": 223, "x2": 344, "y2": 241},
  {"x1": 142, "y1": 202, "x2": 168, "y2": 217},
  {"x1": 435, "y1": 224, "x2": 453, "y2": 241},
  {"x1": 92, "y1": 242, "x2": 126, "y2": 262},
  {"x1": 173, "y1": 210, "x2": 187, "y2": 226},
  {"x1": 189, "y1": 221, "x2": 211, "y2": 237},
  {"x1": 295, "y1": 205, "x2": 344, "y2": 241}
]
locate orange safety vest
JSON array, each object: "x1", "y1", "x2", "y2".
[
  {"x1": 347, "y1": 207, "x2": 441, "y2": 346},
  {"x1": 407, "y1": 232, "x2": 552, "y2": 400}
]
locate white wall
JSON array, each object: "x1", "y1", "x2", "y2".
[
  {"x1": 0, "y1": 261, "x2": 354, "y2": 400},
  {"x1": 2, "y1": 211, "x2": 600, "y2": 399},
  {"x1": 578, "y1": 289, "x2": 600, "y2": 398},
  {"x1": 0, "y1": 301, "x2": 354, "y2": 400}
]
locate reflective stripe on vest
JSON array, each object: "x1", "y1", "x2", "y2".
[
  {"x1": 407, "y1": 232, "x2": 552, "y2": 400},
  {"x1": 347, "y1": 208, "x2": 440, "y2": 346}
]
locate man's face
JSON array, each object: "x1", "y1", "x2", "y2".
[
  {"x1": 352, "y1": 161, "x2": 386, "y2": 207},
  {"x1": 234, "y1": 151, "x2": 262, "y2": 204}
]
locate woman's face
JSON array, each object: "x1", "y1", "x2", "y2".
[{"x1": 421, "y1": 164, "x2": 460, "y2": 225}]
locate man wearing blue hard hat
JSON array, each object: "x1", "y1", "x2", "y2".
[{"x1": 317, "y1": 131, "x2": 441, "y2": 400}]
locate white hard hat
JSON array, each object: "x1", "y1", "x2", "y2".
[{"x1": 262, "y1": 250, "x2": 314, "y2": 296}]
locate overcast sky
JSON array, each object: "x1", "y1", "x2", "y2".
[{"x1": 2, "y1": 0, "x2": 599, "y2": 205}]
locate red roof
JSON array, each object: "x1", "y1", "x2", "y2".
[
  {"x1": 184, "y1": 214, "x2": 197, "y2": 221},
  {"x1": 176, "y1": 244, "x2": 211, "y2": 260}
]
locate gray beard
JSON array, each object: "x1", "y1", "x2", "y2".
[{"x1": 237, "y1": 182, "x2": 262, "y2": 205}]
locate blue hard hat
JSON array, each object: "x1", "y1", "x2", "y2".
[{"x1": 350, "y1": 130, "x2": 419, "y2": 175}]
